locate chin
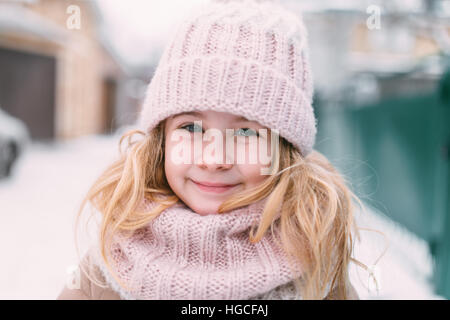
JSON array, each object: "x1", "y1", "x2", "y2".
[{"x1": 189, "y1": 202, "x2": 221, "y2": 216}]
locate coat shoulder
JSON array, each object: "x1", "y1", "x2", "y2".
[
  {"x1": 56, "y1": 252, "x2": 121, "y2": 300},
  {"x1": 324, "y1": 281, "x2": 360, "y2": 300}
]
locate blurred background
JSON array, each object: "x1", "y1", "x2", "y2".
[{"x1": 0, "y1": 0, "x2": 448, "y2": 299}]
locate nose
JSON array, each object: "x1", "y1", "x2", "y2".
[
  {"x1": 197, "y1": 150, "x2": 233, "y2": 171},
  {"x1": 195, "y1": 134, "x2": 234, "y2": 171},
  {"x1": 197, "y1": 161, "x2": 232, "y2": 171}
]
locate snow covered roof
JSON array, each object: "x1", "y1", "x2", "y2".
[
  {"x1": 0, "y1": 2, "x2": 133, "y2": 75},
  {"x1": 0, "y1": 3, "x2": 67, "y2": 45}
]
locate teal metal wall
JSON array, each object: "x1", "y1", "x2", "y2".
[{"x1": 314, "y1": 71, "x2": 450, "y2": 298}]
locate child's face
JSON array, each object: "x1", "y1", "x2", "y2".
[{"x1": 164, "y1": 110, "x2": 273, "y2": 215}]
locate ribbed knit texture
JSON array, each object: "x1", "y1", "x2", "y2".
[
  {"x1": 89, "y1": 196, "x2": 309, "y2": 300},
  {"x1": 137, "y1": 0, "x2": 317, "y2": 156}
]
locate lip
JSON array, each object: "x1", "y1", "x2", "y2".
[{"x1": 190, "y1": 179, "x2": 240, "y2": 194}]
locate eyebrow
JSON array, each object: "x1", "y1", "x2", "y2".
[
  {"x1": 171, "y1": 111, "x2": 203, "y2": 119},
  {"x1": 171, "y1": 111, "x2": 250, "y2": 122}
]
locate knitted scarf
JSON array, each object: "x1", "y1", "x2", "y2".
[{"x1": 90, "y1": 196, "x2": 308, "y2": 300}]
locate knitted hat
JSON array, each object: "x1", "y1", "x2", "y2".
[{"x1": 137, "y1": 0, "x2": 317, "y2": 156}]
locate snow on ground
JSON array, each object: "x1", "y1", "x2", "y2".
[
  {"x1": 0, "y1": 133, "x2": 445, "y2": 299},
  {"x1": 350, "y1": 205, "x2": 444, "y2": 299},
  {"x1": 0, "y1": 134, "x2": 119, "y2": 299}
]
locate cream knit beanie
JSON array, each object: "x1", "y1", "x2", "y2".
[{"x1": 137, "y1": 0, "x2": 316, "y2": 156}]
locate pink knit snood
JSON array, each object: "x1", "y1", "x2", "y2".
[{"x1": 89, "y1": 196, "x2": 306, "y2": 300}]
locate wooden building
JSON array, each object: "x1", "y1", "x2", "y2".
[{"x1": 0, "y1": 0, "x2": 136, "y2": 141}]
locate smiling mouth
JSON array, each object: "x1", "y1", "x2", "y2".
[{"x1": 190, "y1": 179, "x2": 241, "y2": 194}]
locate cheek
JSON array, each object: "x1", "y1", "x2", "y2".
[
  {"x1": 164, "y1": 137, "x2": 191, "y2": 184},
  {"x1": 237, "y1": 163, "x2": 268, "y2": 186},
  {"x1": 235, "y1": 136, "x2": 273, "y2": 182}
]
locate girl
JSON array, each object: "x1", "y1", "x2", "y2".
[{"x1": 58, "y1": 0, "x2": 367, "y2": 300}]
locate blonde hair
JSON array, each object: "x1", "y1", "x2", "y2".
[{"x1": 75, "y1": 119, "x2": 380, "y2": 299}]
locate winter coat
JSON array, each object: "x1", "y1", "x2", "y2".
[{"x1": 57, "y1": 253, "x2": 120, "y2": 300}]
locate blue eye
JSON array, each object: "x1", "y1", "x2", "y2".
[
  {"x1": 181, "y1": 123, "x2": 203, "y2": 133},
  {"x1": 235, "y1": 128, "x2": 259, "y2": 137},
  {"x1": 179, "y1": 124, "x2": 259, "y2": 137}
]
